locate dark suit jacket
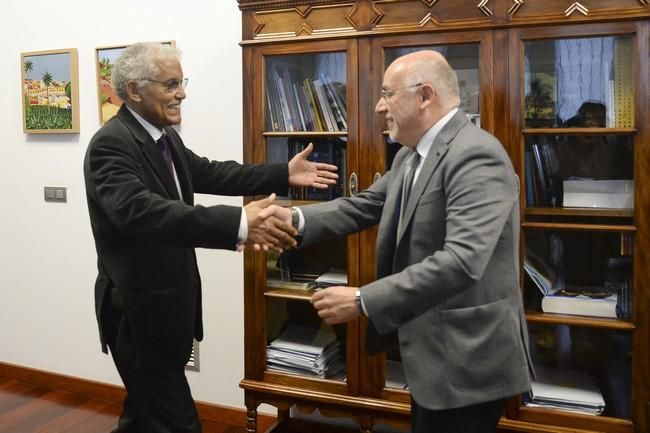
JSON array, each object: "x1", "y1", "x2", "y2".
[
  {"x1": 300, "y1": 110, "x2": 533, "y2": 410},
  {"x1": 84, "y1": 105, "x2": 287, "y2": 369}
]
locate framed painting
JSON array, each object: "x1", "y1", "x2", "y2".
[
  {"x1": 21, "y1": 48, "x2": 79, "y2": 134},
  {"x1": 95, "y1": 41, "x2": 175, "y2": 124}
]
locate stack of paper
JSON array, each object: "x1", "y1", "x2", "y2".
[
  {"x1": 266, "y1": 323, "x2": 345, "y2": 379},
  {"x1": 385, "y1": 360, "x2": 408, "y2": 389},
  {"x1": 315, "y1": 268, "x2": 347, "y2": 288},
  {"x1": 526, "y1": 366, "x2": 605, "y2": 415}
]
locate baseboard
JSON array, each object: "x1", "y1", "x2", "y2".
[{"x1": 0, "y1": 361, "x2": 276, "y2": 430}]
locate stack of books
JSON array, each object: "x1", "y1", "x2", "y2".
[
  {"x1": 315, "y1": 268, "x2": 347, "y2": 288},
  {"x1": 266, "y1": 323, "x2": 345, "y2": 379},
  {"x1": 526, "y1": 366, "x2": 605, "y2": 415},
  {"x1": 525, "y1": 248, "x2": 629, "y2": 319}
]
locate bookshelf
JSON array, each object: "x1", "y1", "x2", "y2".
[
  {"x1": 510, "y1": 20, "x2": 647, "y2": 433},
  {"x1": 238, "y1": 1, "x2": 650, "y2": 432}
]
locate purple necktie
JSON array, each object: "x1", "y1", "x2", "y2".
[{"x1": 158, "y1": 134, "x2": 175, "y2": 177}]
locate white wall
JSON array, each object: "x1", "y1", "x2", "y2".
[{"x1": 0, "y1": 0, "x2": 251, "y2": 410}]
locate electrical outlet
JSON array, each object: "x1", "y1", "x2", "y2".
[{"x1": 44, "y1": 186, "x2": 67, "y2": 203}]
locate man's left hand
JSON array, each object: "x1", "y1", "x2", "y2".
[
  {"x1": 311, "y1": 286, "x2": 360, "y2": 325},
  {"x1": 288, "y1": 142, "x2": 338, "y2": 189}
]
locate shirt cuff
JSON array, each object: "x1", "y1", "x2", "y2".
[
  {"x1": 238, "y1": 208, "x2": 247, "y2": 244},
  {"x1": 359, "y1": 289, "x2": 368, "y2": 316},
  {"x1": 295, "y1": 207, "x2": 306, "y2": 234}
]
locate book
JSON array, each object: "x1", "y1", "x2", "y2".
[
  {"x1": 541, "y1": 292, "x2": 617, "y2": 318},
  {"x1": 315, "y1": 268, "x2": 347, "y2": 288},
  {"x1": 524, "y1": 151, "x2": 536, "y2": 206},
  {"x1": 563, "y1": 179, "x2": 634, "y2": 209},
  {"x1": 531, "y1": 142, "x2": 549, "y2": 206},
  {"x1": 539, "y1": 139, "x2": 560, "y2": 207},
  {"x1": 313, "y1": 78, "x2": 337, "y2": 131},
  {"x1": 320, "y1": 73, "x2": 347, "y2": 131},
  {"x1": 524, "y1": 249, "x2": 558, "y2": 296},
  {"x1": 303, "y1": 79, "x2": 324, "y2": 131},
  {"x1": 267, "y1": 278, "x2": 317, "y2": 291}
]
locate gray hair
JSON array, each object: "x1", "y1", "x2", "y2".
[
  {"x1": 410, "y1": 52, "x2": 461, "y2": 110},
  {"x1": 112, "y1": 42, "x2": 182, "y2": 101}
]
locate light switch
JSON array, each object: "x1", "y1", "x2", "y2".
[{"x1": 44, "y1": 186, "x2": 67, "y2": 203}]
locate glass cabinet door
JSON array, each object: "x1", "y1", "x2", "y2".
[
  {"x1": 265, "y1": 52, "x2": 347, "y2": 133},
  {"x1": 522, "y1": 35, "x2": 635, "y2": 212},
  {"x1": 248, "y1": 40, "x2": 359, "y2": 393},
  {"x1": 512, "y1": 22, "x2": 640, "y2": 432},
  {"x1": 523, "y1": 36, "x2": 634, "y2": 129}
]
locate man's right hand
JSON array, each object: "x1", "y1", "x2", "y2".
[{"x1": 244, "y1": 194, "x2": 297, "y2": 252}]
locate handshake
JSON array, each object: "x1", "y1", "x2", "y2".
[
  {"x1": 240, "y1": 142, "x2": 339, "y2": 252},
  {"x1": 241, "y1": 193, "x2": 296, "y2": 252}
]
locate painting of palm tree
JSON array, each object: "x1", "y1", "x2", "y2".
[
  {"x1": 41, "y1": 71, "x2": 53, "y2": 105},
  {"x1": 24, "y1": 60, "x2": 34, "y2": 79},
  {"x1": 21, "y1": 48, "x2": 79, "y2": 133}
]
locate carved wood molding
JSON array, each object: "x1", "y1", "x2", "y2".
[
  {"x1": 346, "y1": 1, "x2": 384, "y2": 30},
  {"x1": 242, "y1": 0, "x2": 650, "y2": 41},
  {"x1": 508, "y1": 0, "x2": 524, "y2": 16},
  {"x1": 419, "y1": 13, "x2": 443, "y2": 27},
  {"x1": 564, "y1": 2, "x2": 589, "y2": 16},
  {"x1": 238, "y1": 0, "x2": 342, "y2": 11},
  {"x1": 371, "y1": 0, "x2": 491, "y2": 33},
  {"x1": 478, "y1": 0, "x2": 493, "y2": 16},
  {"x1": 251, "y1": 3, "x2": 355, "y2": 39}
]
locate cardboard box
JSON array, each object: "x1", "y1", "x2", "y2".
[{"x1": 563, "y1": 179, "x2": 634, "y2": 209}]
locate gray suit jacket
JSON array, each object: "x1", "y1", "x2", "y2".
[{"x1": 301, "y1": 111, "x2": 533, "y2": 410}]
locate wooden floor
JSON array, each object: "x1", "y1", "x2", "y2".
[{"x1": 0, "y1": 377, "x2": 245, "y2": 433}]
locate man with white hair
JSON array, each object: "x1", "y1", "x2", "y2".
[{"x1": 84, "y1": 42, "x2": 336, "y2": 433}]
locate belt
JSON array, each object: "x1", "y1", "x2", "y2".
[{"x1": 110, "y1": 287, "x2": 124, "y2": 310}]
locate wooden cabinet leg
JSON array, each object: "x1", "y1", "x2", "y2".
[
  {"x1": 277, "y1": 407, "x2": 290, "y2": 424},
  {"x1": 359, "y1": 414, "x2": 373, "y2": 433},
  {"x1": 246, "y1": 407, "x2": 258, "y2": 433}
]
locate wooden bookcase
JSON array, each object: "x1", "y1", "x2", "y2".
[{"x1": 237, "y1": 1, "x2": 650, "y2": 432}]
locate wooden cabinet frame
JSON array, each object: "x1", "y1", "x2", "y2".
[{"x1": 238, "y1": 1, "x2": 650, "y2": 432}]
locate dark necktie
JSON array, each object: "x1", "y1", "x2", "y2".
[
  {"x1": 398, "y1": 150, "x2": 420, "y2": 231},
  {"x1": 158, "y1": 134, "x2": 175, "y2": 177}
]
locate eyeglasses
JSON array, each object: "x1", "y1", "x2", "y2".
[
  {"x1": 138, "y1": 77, "x2": 189, "y2": 93},
  {"x1": 380, "y1": 83, "x2": 423, "y2": 99}
]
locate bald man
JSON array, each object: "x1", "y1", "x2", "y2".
[{"x1": 266, "y1": 50, "x2": 533, "y2": 432}]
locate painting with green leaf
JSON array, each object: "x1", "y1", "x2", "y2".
[{"x1": 21, "y1": 48, "x2": 79, "y2": 133}]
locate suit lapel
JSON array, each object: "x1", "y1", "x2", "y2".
[
  {"x1": 396, "y1": 111, "x2": 467, "y2": 242},
  {"x1": 375, "y1": 149, "x2": 410, "y2": 276},
  {"x1": 117, "y1": 106, "x2": 180, "y2": 200}
]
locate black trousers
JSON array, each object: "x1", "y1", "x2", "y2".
[
  {"x1": 104, "y1": 303, "x2": 202, "y2": 433},
  {"x1": 411, "y1": 396, "x2": 506, "y2": 433}
]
